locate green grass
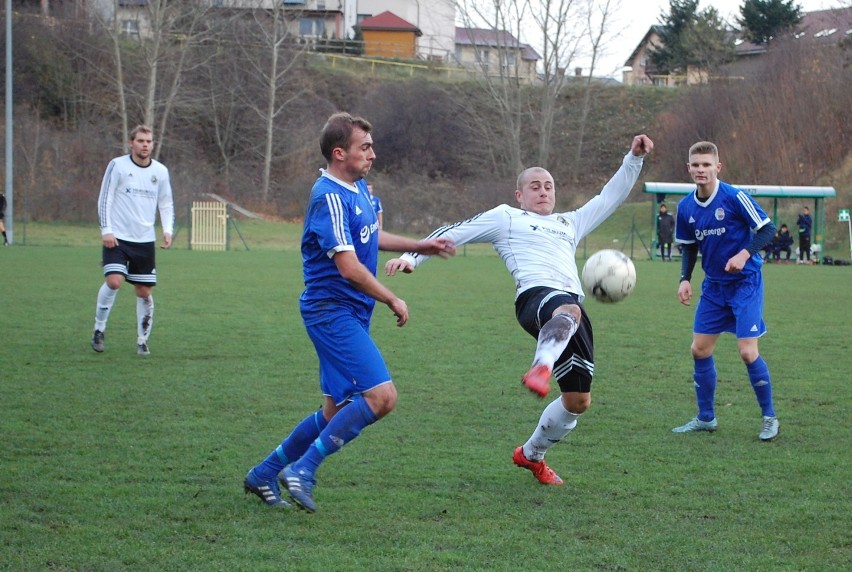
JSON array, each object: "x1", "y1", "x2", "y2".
[
  {"x1": 1, "y1": 228, "x2": 850, "y2": 570},
  {"x1": 11, "y1": 200, "x2": 850, "y2": 260}
]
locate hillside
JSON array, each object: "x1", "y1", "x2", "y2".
[{"x1": 0, "y1": 13, "x2": 848, "y2": 245}]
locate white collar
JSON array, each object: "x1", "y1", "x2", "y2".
[{"x1": 320, "y1": 169, "x2": 360, "y2": 193}]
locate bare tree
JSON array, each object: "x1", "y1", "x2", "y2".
[
  {"x1": 201, "y1": 46, "x2": 247, "y2": 188},
  {"x1": 234, "y1": 3, "x2": 310, "y2": 203},
  {"x1": 457, "y1": 0, "x2": 622, "y2": 174},
  {"x1": 455, "y1": 0, "x2": 531, "y2": 177},
  {"x1": 89, "y1": 0, "x2": 216, "y2": 155},
  {"x1": 571, "y1": 0, "x2": 620, "y2": 175},
  {"x1": 528, "y1": 0, "x2": 583, "y2": 167}
]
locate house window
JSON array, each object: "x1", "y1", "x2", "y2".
[
  {"x1": 640, "y1": 54, "x2": 647, "y2": 67},
  {"x1": 300, "y1": 17, "x2": 325, "y2": 37},
  {"x1": 502, "y1": 51, "x2": 516, "y2": 70},
  {"x1": 477, "y1": 48, "x2": 490, "y2": 70},
  {"x1": 284, "y1": 0, "x2": 307, "y2": 5},
  {"x1": 122, "y1": 19, "x2": 139, "y2": 38}
]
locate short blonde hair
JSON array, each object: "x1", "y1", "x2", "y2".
[
  {"x1": 688, "y1": 141, "x2": 718, "y2": 160},
  {"x1": 129, "y1": 124, "x2": 153, "y2": 141}
]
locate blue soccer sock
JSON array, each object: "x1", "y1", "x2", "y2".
[
  {"x1": 291, "y1": 397, "x2": 378, "y2": 478},
  {"x1": 746, "y1": 355, "x2": 776, "y2": 417},
  {"x1": 694, "y1": 355, "x2": 717, "y2": 421},
  {"x1": 255, "y1": 410, "x2": 328, "y2": 480}
]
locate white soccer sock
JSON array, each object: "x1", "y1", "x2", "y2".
[
  {"x1": 137, "y1": 295, "x2": 154, "y2": 343},
  {"x1": 94, "y1": 283, "x2": 118, "y2": 331},
  {"x1": 531, "y1": 313, "x2": 578, "y2": 369},
  {"x1": 523, "y1": 397, "x2": 581, "y2": 461}
]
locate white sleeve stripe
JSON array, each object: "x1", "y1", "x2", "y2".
[
  {"x1": 425, "y1": 211, "x2": 487, "y2": 240},
  {"x1": 325, "y1": 193, "x2": 348, "y2": 246},
  {"x1": 98, "y1": 161, "x2": 116, "y2": 226},
  {"x1": 736, "y1": 191, "x2": 765, "y2": 226},
  {"x1": 412, "y1": 211, "x2": 491, "y2": 261}
]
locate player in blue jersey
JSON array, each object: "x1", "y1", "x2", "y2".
[
  {"x1": 673, "y1": 141, "x2": 780, "y2": 441},
  {"x1": 367, "y1": 182, "x2": 383, "y2": 229},
  {"x1": 243, "y1": 112, "x2": 455, "y2": 512}
]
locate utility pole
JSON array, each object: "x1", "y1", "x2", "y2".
[{"x1": 4, "y1": 0, "x2": 13, "y2": 245}]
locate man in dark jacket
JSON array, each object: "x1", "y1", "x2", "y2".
[
  {"x1": 773, "y1": 224, "x2": 794, "y2": 262},
  {"x1": 657, "y1": 203, "x2": 676, "y2": 261},
  {"x1": 0, "y1": 192, "x2": 7, "y2": 245},
  {"x1": 796, "y1": 207, "x2": 813, "y2": 264}
]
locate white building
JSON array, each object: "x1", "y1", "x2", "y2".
[
  {"x1": 85, "y1": 0, "x2": 455, "y2": 61},
  {"x1": 353, "y1": 0, "x2": 456, "y2": 61}
]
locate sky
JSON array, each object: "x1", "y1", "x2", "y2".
[{"x1": 585, "y1": 0, "x2": 840, "y2": 79}]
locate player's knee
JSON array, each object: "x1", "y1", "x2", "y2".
[
  {"x1": 739, "y1": 347, "x2": 759, "y2": 364},
  {"x1": 553, "y1": 304, "x2": 581, "y2": 322},
  {"x1": 691, "y1": 344, "x2": 712, "y2": 359},
  {"x1": 562, "y1": 392, "x2": 590, "y2": 413},
  {"x1": 105, "y1": 275, "x2": 124, "y2": 290},
  {"x1": 365, "y1": 383, "x2": 397, "y2": 418}
]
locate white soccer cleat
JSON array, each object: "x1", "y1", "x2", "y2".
[
  {"x1": 672, "y1": 417, "x2": 718, "y2": 433},
  {"x1": 759, "y1": 416, "x2": 780, "y2": 441}
]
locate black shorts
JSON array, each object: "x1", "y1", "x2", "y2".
[
  {"x1": 102, "y1": 240, "x2": 157, "y2": 286},
  {"x1": 515, "y1": 287, "x2": 594, "y2": 393}
]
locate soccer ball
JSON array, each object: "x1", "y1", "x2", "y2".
[{"x1": 581, "y1": 249, "x2": 636, "y2": 303}]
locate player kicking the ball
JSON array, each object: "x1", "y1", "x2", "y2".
[{"x1": 386, "y1": 135, "x2": 654, "y2": 485}]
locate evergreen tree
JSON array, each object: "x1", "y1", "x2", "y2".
[
  {"x1": 651, "y1": 0, "x2": 734, "y2": 76},
  {"x1": 651, "y1": 0, "x2": 700, "y2": 74},
  {"x1": 737, "y1": 0, "x2": 803, "y2": 45},
  {"x1": 350, "y1": 28, "x2": 365, "y2": 56},
  {"x1": 682, "y1": 7, "x2": 736, "y2": 72}
]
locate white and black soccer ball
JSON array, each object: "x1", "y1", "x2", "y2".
[{"x1": 581, "y1": 249, "x2": 636, "y2": 303}]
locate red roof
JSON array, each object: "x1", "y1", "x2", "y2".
[{"x1": 358, "y1": 11, "x2": 422, "y2": 36}]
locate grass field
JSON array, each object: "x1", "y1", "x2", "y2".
[
  {"x1": 7, "y1": 199, "x2": 852, "y2": 261},
  {"x1": 1, "y1": 222, "x2": 850, "y2": 571}
]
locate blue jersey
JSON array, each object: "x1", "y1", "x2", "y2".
[
  {"x1": 370, "y1": 194, "x2": 383, "y2": 215},
  {"x1": 300, "y1": 172, "x2": 380, "y2": 325},
  {"x1": 675, "y1": 181, "x2": 771, "y2": 282}
]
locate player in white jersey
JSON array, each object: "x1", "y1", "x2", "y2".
[
  {"x1": 386, "y1": 134, "x2": 654, "y2": 485},
  {"x1": 90, "y1": 125, "x2": 174, "y2": 356},
  {"x1": 673, "y1": 141, "x2": 780, "y2": 441}
]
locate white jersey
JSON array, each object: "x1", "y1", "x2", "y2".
[
  {"x1": 402, "y1": 152, "x2": 644, "y2": 302},
  {"x1": 97, "y1": 154, "x2": 174, "y2": 243}
]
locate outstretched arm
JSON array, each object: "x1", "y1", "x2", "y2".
[
  {"x1": 572, "y1": 135, "x2": 654, "y2": 239},
  {"x1": 378, "y1": 230, "x2": 455, "y2": 258}
]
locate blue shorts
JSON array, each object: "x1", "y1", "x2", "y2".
[
  {"x1": 304, "y1": 309, "x2": 392, "y2": 406},
  {"x1": 695, "y1": 273, "x2": 767, "y2": 338}
]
